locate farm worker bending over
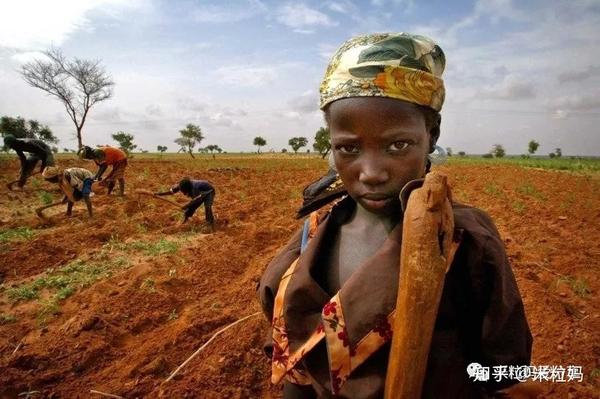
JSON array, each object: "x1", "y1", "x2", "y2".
[
  {"x1": 3, "y1": 134, "x2": 55, "y2": 190},
  {"x1": 155, "y1": 178, "x2": 215, "y2": 230},
  {"x1": 78, "y1": 145, "x2": 127, "y2": 196},
  {"x1": 257, "y1": 33, "x2": 533, "y2": 399},
  {"x1": 42, "y1": 166, "x2": 94, "y2": 217}
]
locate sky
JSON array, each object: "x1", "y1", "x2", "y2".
[{"x1": 1, "y1": 0, "x2": 600, "y2": 155}]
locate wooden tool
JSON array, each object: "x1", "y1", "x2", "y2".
[
  {"x1": 384, "y1": 171, "x2": 458, "y2": 399},
  {"x1": 35, "y1": 200, "x2": 65, "y2": 220},
  {"x1": 134, "y1": 189, "x2": 184, "y2": 209},
  {"x1": 6, "y1": 171, "x2": 41, "y2": 191}
]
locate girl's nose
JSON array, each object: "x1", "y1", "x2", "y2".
[{"x1": 358, "y1": 156, "x2": 389, "y2": 186}]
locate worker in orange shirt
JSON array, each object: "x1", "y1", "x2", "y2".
[{"x1": 79, "y1": 145, "x2": 128, "y2": 196}]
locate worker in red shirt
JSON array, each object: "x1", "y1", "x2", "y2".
[{"x1": 79, "y1": 145, "x2": 128, "y2": 196}]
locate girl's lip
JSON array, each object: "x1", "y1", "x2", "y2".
[
  {"x1": 361, "y1": 192, "x2": 393, "y2": 201},
  {"x1": 360, "y1": 196, "x2": 393, "y2": 210}
]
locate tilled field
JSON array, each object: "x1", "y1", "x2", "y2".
[{"x1": 0, "y1": 156, "x2": 598, "y2": 398}]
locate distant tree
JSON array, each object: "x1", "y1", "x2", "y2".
[
  {"x1": 313, "y1": 127, "x2": 331, "y2": 159},
  {"x1": 458, "y1": 151, "x2": 466, "y2": 156},
  {"x1": 51, "y1": 146, "x2": 58, "y2": 154},
  {"x1": 445, "y1": 147, "x2": 453, "y2": 157},
  {"x1": 482, "y1": 153, "x2": 494, "y2": 159},
  {"x1": 555, "y1": 148, "x2": 562, "y2": 157},
  {"x1": 63, "y1": 147, "x2": 71, "y2": 153},
  {"x1": 206, "y1": 144, "x2": 221, "y2": 159},
  {"x1": 217, "y1": 147, "x2": 223, "y2": 154},
  {"x1": 141, "y1": 149, "x2": 149, "y2": 154},
  {"x1": 111, "y1": 131, "x2": 137, "y2": 154},
  {"x1": 253, "y1": 136, "x2": 267, "y2": 153},
  {"x1": 0, "y1": 116, "x2": 58, "y2": 145},
  {"x1": 549, "y1": 152, "x2": 556, "y2": 158},
  {"x1": 281, "y1": 148, "x2": 288, "y2": 153},
  {"x1": 289, "y1": 136, "x2": 308, "y2": 153},
  {"x1": 528, "y1": 140, "x2": 539, "y2": 155},
  {"x1": 20, "y1": 48, "x2": 114, "y2": 149},
  {"x1": 492, "y1": 144, "x2": 505, "y2": 158},
  {"x1": 175, "y1": 123, "x2": 204, "y2": 158},
  {"x1": 157, "y1": 145, "x2": 168, "y2": 153}
]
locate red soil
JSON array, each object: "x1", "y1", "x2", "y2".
[{"x1": 0, "y1": 157, "x2": 598, "y2": 398}]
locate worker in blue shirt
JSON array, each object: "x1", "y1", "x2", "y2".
[{"x1": 155, "y1": 177, "x2": 215, "y2": 230}]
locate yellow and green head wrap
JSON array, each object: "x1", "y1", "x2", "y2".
[{"x1": 319, "y1": 32, "x2": 446, "y2": 111}]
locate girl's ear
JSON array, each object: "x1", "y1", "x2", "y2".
[{"x1": 428, "y1": 113, "x2": 441, "y2": 153}]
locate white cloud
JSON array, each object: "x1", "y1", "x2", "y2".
[
  {"x1": 371, "y1": 0, "x2": 415, "y2": 9},
  {"x1": 552, "y1": 110, "x2": 569, "y2": 119},
  {"x1": 416, "y1": 0, "x2": 525, "y2": 48},
  {"x1": 176, "y1": 97, "x2": 207, "y2": 113},
  {"x1": 317, "y1": 43, "x2": 337, "y2": 61},
  {"x1": 281, "y1": 111, "x2": 302, "y2": 120},
  {"x1": 214, "y1": 65, "x2": 277, "y2": 87},
  {"x1": 208, "y1": 112, "x2": 238, "y2": 127},
  {"x1": 145, "y1": 104, "x2": 163, "y2": 116},
  {"x1": 288, "y1": 90, "x2": 318, "y2": 114},
  {"x1": 191, "y1": 1, "x2": 267, "y2": 23},
  {"x1": 328, "y1": 2, "x2": 349, "y2": 13},
  {"x1": 548, "y1": 93, "x2": 600, "y2": 111},
  {"x1": 0, "y1": 0, "x2": 146, "y2": 49},
  {"x1": 327, "y1": 1, "x2": 358, "y2": 14},
  {"x1": 493, "y1": 65, "x2": 509, "y2": 77},
  {"x1": 276, "y1": 4, "x2": 337, "y2": 29},
  {"x1": 558, "y1": 65, "x2": 600, "y2": 83},
  {"x1": 93, "y1": 106, "x2": 122, "y2": 122},
  {"x1": 9, "y1": 51, "x2": 48, "y2": 64},
  {"x1": 221, "y1": 107, "x2": 248, "y2": 117},
  {"x1": 293, "y1": 29, "x2": 316, "y2": 34},
  {"x1": 479, "y1": 75, "x2": 536, "y2": 100}
]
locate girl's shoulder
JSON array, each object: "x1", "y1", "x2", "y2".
[{"x1": 452, "y1": 202, "x2": 502, "y2": 241}]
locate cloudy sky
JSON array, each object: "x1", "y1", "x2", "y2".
[{"x1": 1, "y1": 0, "x2": 599, "y2": 155}]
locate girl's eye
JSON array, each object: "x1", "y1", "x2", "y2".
[
  {"x1": 388, "y1": 141, "x2": 409, "y2": 152},
  {"x1": 336, "y1": 145, "x2": 359, "y2": 154}
]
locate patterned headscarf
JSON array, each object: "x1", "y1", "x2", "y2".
[
  {"x1": 42, "y1": 166, "x2": 62, "y2": 180},
  {"x1": 319, "y1": 32, "x2": 446, "y2": 111}
]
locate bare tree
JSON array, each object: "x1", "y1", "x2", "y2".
[{"x1": 20, "y1": 48, "x2": 114, "y2": 149}]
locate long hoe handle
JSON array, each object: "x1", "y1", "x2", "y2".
[
  {"x1": 384, "y1": 171, "x2": 458, "y2": 399},
  {"x1": 134, "y1": 189, "x2": 184, "y2": 209}
]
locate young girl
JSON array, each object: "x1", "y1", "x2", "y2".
[{"x1": 258, "y1": 33, "x2": 532, "y2": 398}]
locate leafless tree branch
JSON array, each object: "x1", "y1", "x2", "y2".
[{"x1": 20, "y1": 47, "x2": 114, "y2": 149}]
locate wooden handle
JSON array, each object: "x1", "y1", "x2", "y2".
[
  {"x1": 134, "y1": 189, "x2": 184, "y2": 209},
  {"x1": 35, "y1": 201, "x2": 65, "y2": 220},
  {"x1": 384, "y1": 172, "x2": 456, "y2": 399}
]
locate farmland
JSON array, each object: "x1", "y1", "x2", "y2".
[{"x1": 0, "y1": 154, "x2": 598, "y2": 398}]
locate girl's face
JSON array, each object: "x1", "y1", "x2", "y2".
[{"x1": 328, "y1": 97, "x2": 431, "y2": 216}]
